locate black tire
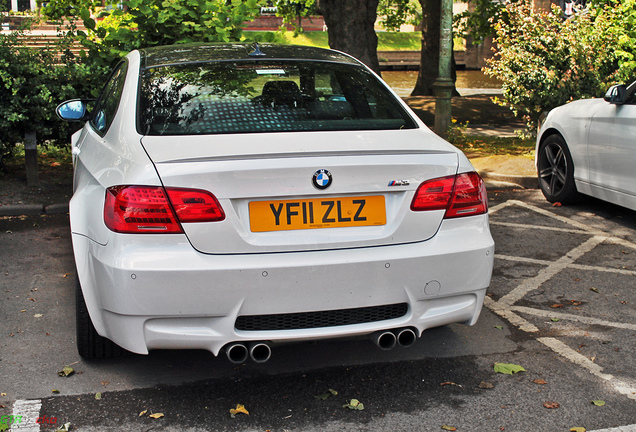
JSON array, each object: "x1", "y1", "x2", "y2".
[
  {"x1": 76, "y1": 275, "x2": 126, "y2": 359},
  {"x1": 537, "y1": 134, "x2": 580, "y2": 204}
]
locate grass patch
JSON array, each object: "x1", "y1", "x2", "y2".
[
  {"x1": 245, "y1": 31, "x2": 422, "y2": 51},
  {"x1": 453, "y1": 136, "x2": 535, "y2": 158}
]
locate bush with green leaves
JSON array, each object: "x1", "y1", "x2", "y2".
[
  {"x1": 485, "y1": 0, "x2": 635, "y2": 129},
  {"x1": 43, "y1": 0, "x2": 265, "y2": 68},
  {"x1": 0, "y1": 28, "x2": 106, "y2": 169}
]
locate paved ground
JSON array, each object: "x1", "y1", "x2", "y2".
[{"x1": 2, "y1": 187, "x2": 636, "y2": 431}]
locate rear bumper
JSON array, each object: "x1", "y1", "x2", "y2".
[{"x1": 73, "y1": 215, "x2": 494, "y2": 356}]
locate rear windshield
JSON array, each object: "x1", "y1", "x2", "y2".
[{"x1": 138, "y1": 61, "x2": 417, "y2": 135}]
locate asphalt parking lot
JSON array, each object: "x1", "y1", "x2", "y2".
[{"x1": 1, "y1": 186, "x2": 636, "y2": 432}]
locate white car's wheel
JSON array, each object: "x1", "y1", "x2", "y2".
[
  {"x1": 537, "y1": 134, "x2": 580, "y2": 204},
  {"x1": 76, "y1": 275, "x2": 127, "y2": 359}
]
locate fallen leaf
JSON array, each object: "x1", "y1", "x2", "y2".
[
  {"x1": 95, "y1": 392, "x2": 102, "y2": 400},
  {"x1": 57, "y1": 366, "x2": 75, "y2": 377},
  {"x1": 139, "y1": 409, "x2": 148, "y2": 417},
  {"x1": 149, "y1": 413, "x2": 164, "y2": 419},
  {"x1": 494, "y1": 363, "x2": 526, "y2": 375},
  {"x1": 441, "y1": 382, "x2": 464, "y2": 388},
  {"x1": 51, "y1": 162, "x2": 61, "y2": 167},
  {"x1": 54, "y1": 423, "x2": 72, "y2": 432},
  {"x1": 0, "y1": 423, "x2": 7, "y2": 432},
  {"x1": 570, "y1": 300, "x2": 582, "y2": 306},
  {"x1": 343, "y1": 399, "x2": 364, "y2": 410},
  {"x1": 230, "y1": 404, "x2": 249, "y2": 418},
  {"x1": 101, "y1": 381, "x2": 110, "y2": 386},
  {"x1": 551, "y1": 318, "x2": 560, "y2": 322},
  {"x1": 553, "y1": 202, "x2": 562, "y2": 207},
  {"x1": 570, "y1": 428, "x2": 586, "y2": 432},
  {"x1": 34, "y1": 314, "x2": 43, "y2": 318},
  {"x1": 591, "y1": 400, "x2": 605, "y2": 407},
  {"x1": 543, "y1": 401, "x2": 560, "y2": 409},
  {"x1": 52, "y1": 389, "x2": 60, "y2": 393},
  {"x1": 590, "y1": 287, "x2": 600, "y2": 293},
  {"x1": 550, "y1": 304, "x2": 564, "y2": 308},
  {"x1": 478, "y1": 381, "x2": 494, "y2": 389},
  {"x1": 315, "y1": 389, "x2": 338, "y2": 400},
  {"x1": 441, "y1": 426, "x2": 457, "y2": 431},
  {"x1": 533, "y1": 379, "x2": 548, "y2": 385},
  {"x1": 494, "y1": 325, "x2": 504, "y2": 330}
]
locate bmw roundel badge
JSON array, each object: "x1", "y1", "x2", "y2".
[{"x1": 312, "y1": 169, "x2": 332, "y2": 190}]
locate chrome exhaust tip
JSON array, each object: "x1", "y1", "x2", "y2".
[
  {"x1": 397, "y1": 328, "x2": 417, "y2": 347},
  {"x1": 373, "y1": 331, "x2": 397, "y2": 350},
  {"x1": 226, "y1": 343, "x2": 249, "y2": 364},
  {"x1": 249, "y1": 343, "x2": 272, "y2": 363}
]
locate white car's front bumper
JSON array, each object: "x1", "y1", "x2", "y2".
[{"x1": 73, "y1": 215, "x2": 494, "y2": 356}]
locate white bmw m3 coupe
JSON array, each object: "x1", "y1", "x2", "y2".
[{"x1": 56, "y1": 43, "x2": 494, "y2": 361}]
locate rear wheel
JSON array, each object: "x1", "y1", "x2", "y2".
[
  {"x1": 537, "y1": 134, "x2": 580, "y2": 204},
  {"x1": 76, "y1": 275, "x2": 126, "y2": 359}
]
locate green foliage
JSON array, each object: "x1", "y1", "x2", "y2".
[
  {"x1": 274, "y1": 0, "x2": 317, "y2": 35},
  {"x1": 484, "y1": 0, "x2": 628, "y2": 129},
  {"x1": 0, "y1": 28, "x2": 105, "y2": 168},
  {"x1": 377, "y1": 0, "x2": 421, "y2": 32},
  {"x1": 43, "y1": 0, "x2": 265, "y2": 67},
  {"x1": 454, "y1": 0, "x2": 506, "y2": 43}
]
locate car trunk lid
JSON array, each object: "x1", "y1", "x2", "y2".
[{"x1": 141, "y1": 129, "x2": 460, "y2": 254}]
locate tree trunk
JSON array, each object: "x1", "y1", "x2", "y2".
[
  {"x1": 318, "y1": 0, "x2": 381, "y2": 75},
  {"x1": 411, "y1": 0, "x2": 458, "y2": 96}
]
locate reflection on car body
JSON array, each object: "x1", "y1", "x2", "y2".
[{"x1": 56, "y1": 43, "x2": 494, "y2": 361}]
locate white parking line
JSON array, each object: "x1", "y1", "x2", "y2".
[
  {"x1": 488, "y1": 199, "x2": 636, "y2": 415},
  {"x1": 498, "y1": 235, "x2": 607, "y2": 307},
  {"x1": 9, "y1": 399, "x2": 41, "y2": 431},
  {"x1": 590, "y1": 426, "x2": 636, "y2": 432},
  {"x1": 512, "y1": 306, "x2": 636, "y2": 331}
]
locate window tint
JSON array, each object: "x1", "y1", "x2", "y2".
[
  {"x1": 91, "y1": 62, "x2": 128, "y2": 135},
  {"x1": 138, "y1": 61, "x2": 417, "y2": 136}
]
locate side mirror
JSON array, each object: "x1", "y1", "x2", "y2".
[
  {"x1": 604, "y1": 84, "x2": 627, "y2": 105},
  {"x1": 56, "y1": 99, "x2": 92, "y2": 122}
]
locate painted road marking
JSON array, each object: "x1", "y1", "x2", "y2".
[
  {"x1": 488, "y1": 199, "x2": 636, "y2": 410},
  {"x1": 9, "y1": 399, "x2": 41, "y2": 431}
]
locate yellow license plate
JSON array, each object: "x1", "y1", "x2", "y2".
[{"x1": 249, "y1": 196, "x2": 386, "y2": 232}]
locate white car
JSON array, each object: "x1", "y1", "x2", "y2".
[
  {"x1": 57, "y1": 43, "x2": 494, "y2": 361},
  {"x1": 536, "y1": 81, "x2": 636, "y2": 209}
]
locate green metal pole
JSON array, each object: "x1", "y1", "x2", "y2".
[{"x1": 433, "y1": 0, "x2": 454, "y2": 139}]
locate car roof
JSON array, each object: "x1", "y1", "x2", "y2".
[{"x1": 139, "y1": 43, "x2": 361, "y2": 69}]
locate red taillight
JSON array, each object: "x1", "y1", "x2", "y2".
[
  {"x1": 104, "y1": 186, "x2": 224, "y2": 234},
  {"x1": 165, "y1": 188, "x2": 225, "y2": 223},
  {"x1": 411, "y1": 172, "x2": 487, "y2": 218}
]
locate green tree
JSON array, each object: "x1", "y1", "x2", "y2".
[
  {"x1": 275, "y1": 0, "x2": 318, "y2": 35},
  {"x1": 43, "y1": 0, "x2": 265, "y2": 67},
  {"x1": 318, "y1": 0, "x2": 382, "y2": 74}
]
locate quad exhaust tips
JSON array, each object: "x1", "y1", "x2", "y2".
[
  {"x1": 225, "y1": 342, "x2": 272, "y2": 364},
  {"x1": 372, "y1": 328, "x2": 418, "y2": 350}
]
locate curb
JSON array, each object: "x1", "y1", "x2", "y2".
[
  {"x1": 479, "y1": 171, "x2": 538, "y2": 190},
  {"x1": 0, "y1": 203, "x2": 69, "y2": 217}
]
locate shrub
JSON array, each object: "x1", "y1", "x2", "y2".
[
  {"x1": 0, "y1": 27, "x2": 106, "y2": 169},
  {"x1": 484, "y1": 0, "x2": 632, "y2": 130}
]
